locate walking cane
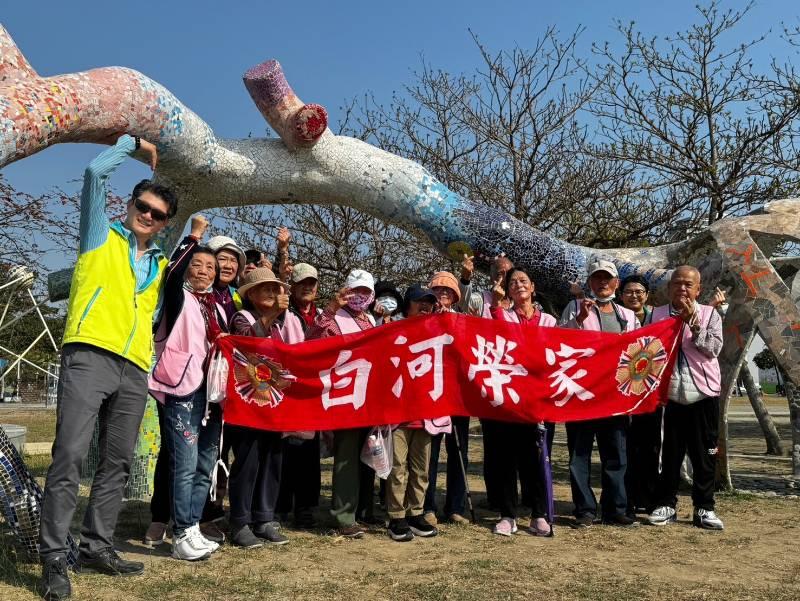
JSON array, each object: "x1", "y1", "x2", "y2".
[
  {"x1": 448, "y1": 426, "x2": 477, "y2": 524},
  {"x1": 537, "y1": 423, "x2": 555, "y2": 537}
]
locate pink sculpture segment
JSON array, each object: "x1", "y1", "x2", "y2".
[{"x1": 243, "y1": 59, "x2": 327, "y2": 149}]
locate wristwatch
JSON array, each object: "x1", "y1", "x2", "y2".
[{"x1": 134, "y1": 135, "x2": 141, "y2": 150}]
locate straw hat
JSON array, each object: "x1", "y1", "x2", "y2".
[{"x1": 238, "y1": 267, "x2": 290, "y2": 296}]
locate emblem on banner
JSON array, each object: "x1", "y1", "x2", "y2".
[
  {"x1": 615, "y1": 336, "x2": 668, "y2": 396},
  {"x1": 232, "y1": 348, "x2": 296, "y2": 408}
]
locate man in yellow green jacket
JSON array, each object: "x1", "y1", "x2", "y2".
[{"x1": 38, "y1": 134, "x2": 177, "y2": 601}]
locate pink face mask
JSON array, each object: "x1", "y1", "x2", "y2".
[{"x1": 347, "y1": 291, "x2": 374, "y2": 312}]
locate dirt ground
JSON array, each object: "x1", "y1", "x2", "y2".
[{"x1": 1, "y1": 405, "x2": 798, "y2": 601}]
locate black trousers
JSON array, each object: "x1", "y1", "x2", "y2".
[
  {"x1": 482, "y1": 420, "x2": 547, "y2": 520},
  {"x1": 655, "y1": 397, "x2": 719, "y2": 511},
  {"x1": 625, "y1": 407, "x2": 663, "y2": 513},
  {"x1": 424, "y1": 416, "x2": 470, "y2": 516},
  {"x1": 275, "y1": 434, "x2": 321, "y2": 517},
  {"x1": 227, "y1": 425, "x2": 283, "y2": 527}
]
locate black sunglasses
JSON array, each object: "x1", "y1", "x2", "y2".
[{"x1": 133, "y1": 197, "x2": 169, "y2": 222}]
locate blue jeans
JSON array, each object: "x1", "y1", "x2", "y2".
[
  {"x1": 424, "y1": 416, "x2": 469, "y2": 516},
  {"x1": 566, "y1": 416, "x2": 628, "y2": 519},
  {"x1": 164, "y1": 389, "x2": 221, "y2": 535}
]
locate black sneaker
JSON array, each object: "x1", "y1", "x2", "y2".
[
  {"x1": 387, "y1": 518, "x2": 414, "y2": 542},
  {"x1": 230, "y1": 524, "x2": 264, "y2": 549},
  {"x1": 573, "y1": 513, "x2": 595, "y2": 528},
  {"x1": 77, "y1": 549, "x2": 144, "y2": 576},
  {"x1": 602, "y1": 513, "x2": 638, "y2": 527},
  {"x1": 407, "y1": 514, "x2": 438, "y2": 537},
  {"x1": 253, "y1": 521, "x2": 289, "y2": 545},
  {"x1": 38, "y1": 556, "x2": 71, "y2": 600},
  {"x1": 294, "y1": 509, "x2": 316, "y2": 530}
]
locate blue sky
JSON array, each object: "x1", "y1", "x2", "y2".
[{"x1": 1, "y1": 0, "x2": 795, "y2": 267}]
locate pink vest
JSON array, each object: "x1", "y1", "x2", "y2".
[
  {"x1": 651, "y1": 303, "x2": 721, "y2": 398},
  {"x1": 499, "y1": 308, "x2": 557, "y2": 328},
  {"x1": 334, "y1": 308, "x2": 375, "y2": 334},
  {"x1": 149, "y1": 291, "x2": 222, "y2": 401},
  {"x1": 274, "y1": 311, "x2": 306, "y2": 344},
  {"x1": 481, "y1": 290, "x2": 493, "y2": 319},
  {"x1": 571, "y1": 299, "x2": 637, "y2": 333}
]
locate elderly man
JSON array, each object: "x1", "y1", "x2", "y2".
[
  {"x1": 458, "y1": 254, "x2": 514, "y2": 316},
  {"x1": 647, "y1": 266, "x2": 724, "y2": 530},
  {"x1": 560, "y1": 260, "x2": 638, "y2": 528},
  {"x1": 39, "y1": 135, "x2": 175, "y2": 600}
]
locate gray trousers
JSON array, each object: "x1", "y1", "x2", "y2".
[{"x1": 39, "y1": 343, "x2": 148, "y2": 561}]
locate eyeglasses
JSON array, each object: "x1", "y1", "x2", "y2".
[
  {"x1": 134, "y1": 197, "x2": 169, "y2": 222},
  {"x1": 623, "y1": 289, "x2": 647, "y2": 297}
]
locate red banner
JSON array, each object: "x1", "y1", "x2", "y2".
[{"x1": 216, "y1": 313, "x2": 682, "y2": 431}]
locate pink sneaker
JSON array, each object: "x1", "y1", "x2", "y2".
[
  {"x1": 526, "y1": 517, "x2": 553, "y2": 537},
  {"x1": 493, "y1": 518, "x2": 517, "y2": 536}
]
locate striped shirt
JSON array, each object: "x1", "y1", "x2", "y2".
[{"x1": 79, "y1": 134, "x2": 163, "y2": 291}]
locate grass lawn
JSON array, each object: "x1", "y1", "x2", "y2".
[{"x1": 0, "y1": 407, "x2": 798, "y2": 600}]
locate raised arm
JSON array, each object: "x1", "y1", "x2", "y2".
[{"x1": 79, "y1": 134, "x2": 136, "y2": 254}]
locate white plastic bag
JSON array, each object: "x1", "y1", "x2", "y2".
[
  {"x1": 206, "y1": 349, "x2": 229, "y2": 404},
  {"x1": 360, "y1": 425, "x2": 393, "y2": 480}
]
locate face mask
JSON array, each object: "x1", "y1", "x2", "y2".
[
  {"x1": 592, "y1": 293, "x2": 616, "y2": 304},
  {"x1": 347, "y1": 291, "x2": 374, "y2": 312},
  {"x1": 376, "y1": 295, "x2": 398, "y2": 314}
]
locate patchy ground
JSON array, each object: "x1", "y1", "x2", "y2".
[{"x1": 1, "y1": 401, "x2": 798, "y2": 601}]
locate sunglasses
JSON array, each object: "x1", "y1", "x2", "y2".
[{"x1": 133, "y1": 197, "x2": 169, "y2": 222}]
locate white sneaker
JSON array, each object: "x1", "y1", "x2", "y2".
[
  {"x1": 190, "y1": 524, "x2": 220, "y2": 552},
  {"x1": 693, "y1": 508, "x2": 724, "y2": 530},
  {"x1": 647, "y1": 506, "x2": 677, "y2": 526},
  {"x1": 172, "y1": 528, "x2": 212, "y2": 561}
]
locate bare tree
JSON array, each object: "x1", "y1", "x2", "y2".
[
  {"x1": 591, "y1": 1, "x2": 800, "y2": 486},
  {"x1": 209, "y1": 203, "x2": 444, "y2": 301},
  {"x1": 591, "y1": 1, "x2": 800, "y2": 230}
]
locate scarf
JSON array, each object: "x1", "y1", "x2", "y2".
[{"x1": 185, "y1": 282, "x2": 222, "y2": 344}]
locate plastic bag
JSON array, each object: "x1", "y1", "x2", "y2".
[
  {"x1": 206, "y1": 348, "x2": 228, "y2": 404},
  {"x1": 360, "y1": 425, "x2": 393, "y2": 479}
]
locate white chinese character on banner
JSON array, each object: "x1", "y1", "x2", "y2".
[
  {"x1": 467, "y1": 334, "x2": 528, "y2": 407},
  {"x1": 545, "y1": 343, "x2": 596, "y2": 407},
  {"x1": 319, "y1": 350, "x2": 372, "y2": 411},
  {"x1": 390, "y1": 333, "x2": 455, "y2": 400}
]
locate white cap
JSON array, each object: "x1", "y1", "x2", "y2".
[
  {"x1": 345, "y1": 269, "x2": 375, "y2": 292},
  {"x1": 206, "y1": 235, "x2": 246, "y2": 276},
  {"x1": 587, "y1": 259, "x2": 618, "y2": 278}
]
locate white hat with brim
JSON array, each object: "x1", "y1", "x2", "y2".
[
  {"x1": 587, "y1": 259, "x2": 619, "y2": 279},
  {"x1": 345, "y1": 269, "x2": 375, "y2": 292},
  {"x1": 207, "y1": 235, "x2": 246, "y2": 276},
  {"x1": 238, "y1": 267, "x2": 290, "y2": 296}
]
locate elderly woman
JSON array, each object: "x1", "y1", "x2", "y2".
[
  {"x1": 226, "y1": 267, "x2": 303, "y2": 548},
  {"x1": 207, "y1": 235, "x2": 246, "y2": 322},
  {"x1": 385, "y1": 284, "x2": 440, "y2": 542},
  {"x1": 148, "y1": 220, "x2": 226, "y2": 561},
  {"x1": 306, "y1": 269, "x2": 378, "y2": 539},
  {"x1": 422, "y1": 271, "x2": 471, "y2": 527},
  {"x1": 486, "y1": 267, "x2": 556, "y2": 537}
]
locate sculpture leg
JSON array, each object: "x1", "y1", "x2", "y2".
[{"x1": 715, "y1": 308, "x2": 756, "y2": 490}]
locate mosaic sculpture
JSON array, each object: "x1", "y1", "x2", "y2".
[
  {"x1": 0, "y1": 24, "x2": 798, "y2": 554},
  {"x1": 0, "y1": 425, "x2": 79, "y2": 565}
]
